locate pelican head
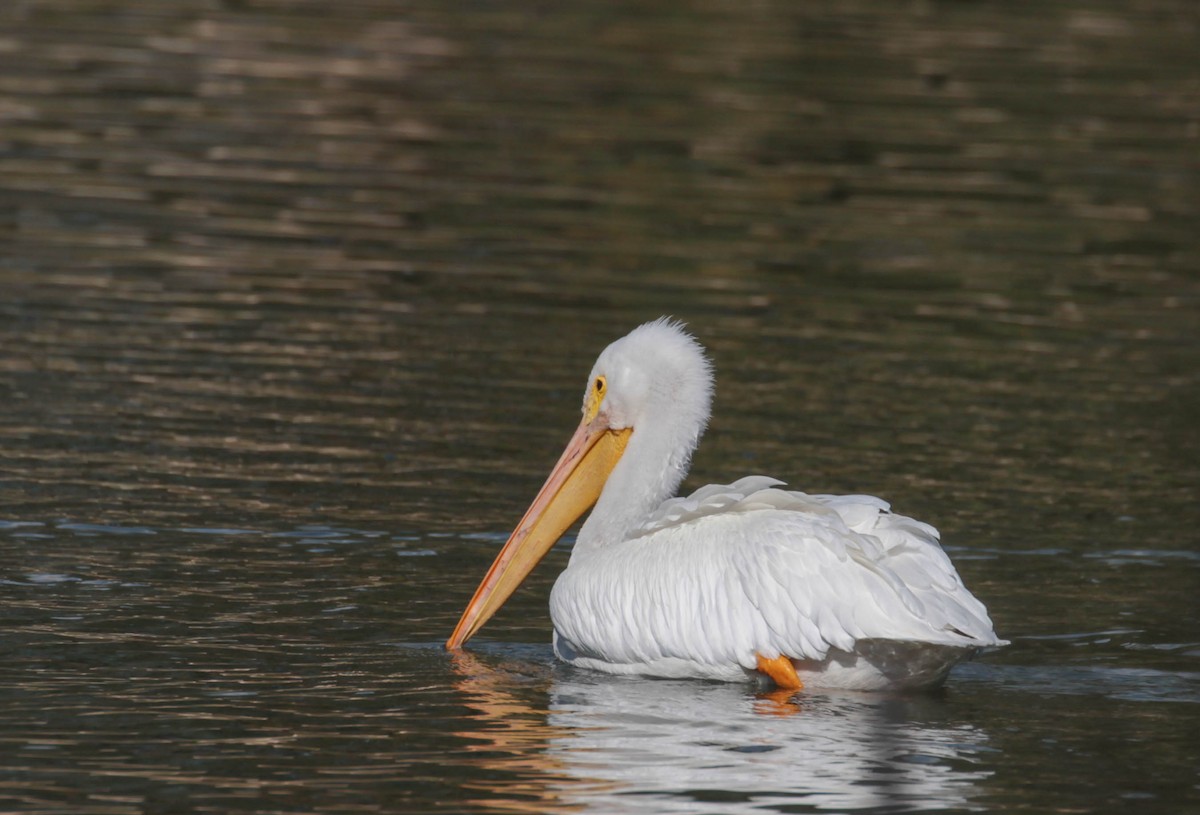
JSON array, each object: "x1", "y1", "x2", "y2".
[
  {"x1": 447, "y1": 318, "x2": 713, "y2": 648},
  {"x1": 584, "y1": 317, "x2": 713, "y2": 442}
]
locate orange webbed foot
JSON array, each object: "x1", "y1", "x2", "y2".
[{"x1": 755, "y1": 652, "x2": 804, "y2": 690}]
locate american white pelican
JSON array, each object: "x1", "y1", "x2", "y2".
[{"x1": 447, "y1": 318, "x2": 1005, "y2": 690}]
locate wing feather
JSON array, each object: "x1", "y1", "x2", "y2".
[{"x1": 550, "y1": 478, "x2": 1005, "y2": 676}]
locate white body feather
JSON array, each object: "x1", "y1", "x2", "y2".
[{"x1": 552, "y1": 476, "x2": 1005, "y2": 689}]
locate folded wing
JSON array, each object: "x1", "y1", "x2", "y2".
[{"x1": 551, "y1": 477, "x2": 1004, "y2": 676}]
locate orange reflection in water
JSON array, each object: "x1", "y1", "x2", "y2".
[{"x1": 448, "y1": 650, "x2": 598, "y2": 814}]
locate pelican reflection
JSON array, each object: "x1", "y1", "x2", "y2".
[{"x1": 450, "y1": 650, "x2": 993, "y2": 814}]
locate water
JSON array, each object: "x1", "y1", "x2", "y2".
[{"x1": 1, "y1": 0, "x2": 1198, "y2": 812}]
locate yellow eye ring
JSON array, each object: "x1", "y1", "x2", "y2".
[{"x1": 585, "y1": 375, "x2": 607, "y2": 421}]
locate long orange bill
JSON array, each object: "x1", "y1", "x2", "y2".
[{"x1": 446, "y1": 416, "x2": 631, "y2": 649}]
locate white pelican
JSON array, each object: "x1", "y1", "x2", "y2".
[{"x1": 447, "y1": 318, "x2": 1005, "y2": 691}]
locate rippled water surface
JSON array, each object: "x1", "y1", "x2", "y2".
[{"x1": 2, "y1": 0, "x2": 1198, "y2": 812}]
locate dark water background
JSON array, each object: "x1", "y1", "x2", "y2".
[{"x1": 1, "y1": 1, "x2": 1197, "y2": 812}]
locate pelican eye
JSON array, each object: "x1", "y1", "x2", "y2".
[{"x1": 584, "y1": 375, "x2": 607, "y2": 421}]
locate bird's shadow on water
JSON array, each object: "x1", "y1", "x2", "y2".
[{"x1": 442, "y1": 645, "x2": 997, "y2": 814}]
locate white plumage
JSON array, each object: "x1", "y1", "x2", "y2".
[
  {"x1": 449, "y1": 318, "x2": 1005, "y2": 690},
  {"x1": 553, "y1": 476, "x2": 1002, "y2": 688}
]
